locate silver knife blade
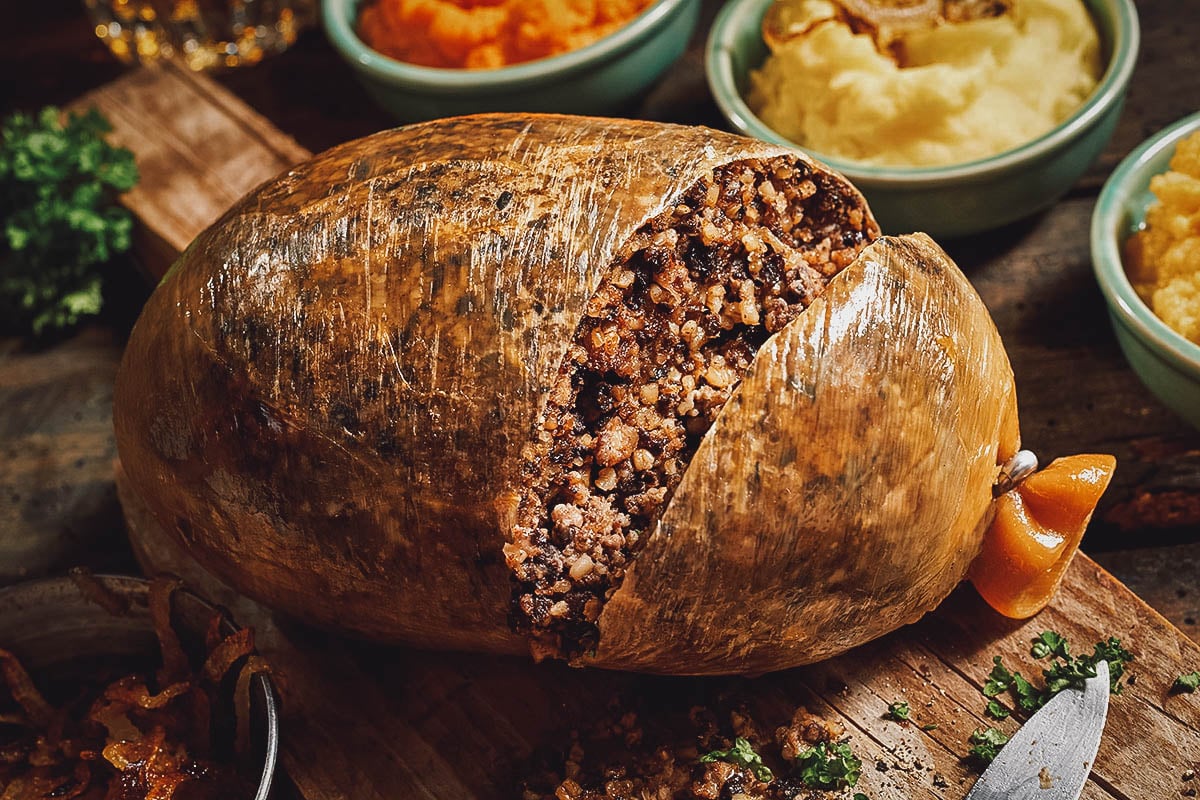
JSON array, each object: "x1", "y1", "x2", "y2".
[{"x1": 964, "y1": 659, "x2": 1110, "y2": 800}]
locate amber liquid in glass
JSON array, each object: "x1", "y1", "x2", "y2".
[{"x1": 84, "y1": 0, "x2": 314, "y2": 69}]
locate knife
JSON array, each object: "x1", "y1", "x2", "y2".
[{"x1": 965, "y1": 660, "x2": 1110, "y2": 800}]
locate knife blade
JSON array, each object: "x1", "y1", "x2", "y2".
[{"x1": 964, "y1": 659, "x2": 1110, "y2": 800}]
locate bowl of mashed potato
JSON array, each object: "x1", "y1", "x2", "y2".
[
  {"x1": 1092, "y1": 112, "x2": 1200, "y2": 431},
  {"x1": 325, "y1": 0, "x2": 699, "y2": 122},
  {"x1": 707, "y1": 0, "x2": 1140, "y2": 237}
]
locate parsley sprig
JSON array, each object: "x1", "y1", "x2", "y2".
[
  {"x1": 1029, "y1": 630, "x2": 1069, "y2": 660},
  {"x1": 884, "y1": 700, "x2": 910, "y2": 722},
  {"x1": 699, "y1": 737, "x2": 774, "y2": 782},
  {"x1": 793, "y1": 741, "x2": 862, "y2": 790},
  {"x1": 967, "y1": 727, "x2": 1009, "y2": 765},
  {"x1": 1172, "y1": 671, "x2": 1200, "y2": 694},
  {"x1": 698, "y1": 734, "x2": 865, "y2": 791},
  {"x1": 0, "y1": 106, "x2": 138, "y2": 335}
]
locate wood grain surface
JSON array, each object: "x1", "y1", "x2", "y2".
[
  {"x1": 0, "y1": 329, "x2": 127, "y2": 582},
  {"x1": 70, "y1": 59, "x2": 310, "y2": 280}
]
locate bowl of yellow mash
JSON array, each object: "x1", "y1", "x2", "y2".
[
  {"x1": 1092, "y1": 112, "x2": 1200, "y2": 431},
  {"x1": 706, "y1": 0, "x2": 1140, "y2": 237}
]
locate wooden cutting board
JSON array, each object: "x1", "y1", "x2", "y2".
[
  {"x1": 78, "y1": 63, "x2": 1200, "y2": 800},
  {"x1": 118, "y1": 463, "x2": 1200, "y2": 800}
]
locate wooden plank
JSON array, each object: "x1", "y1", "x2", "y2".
[
  {"x1": 67, "y1": 60, "x2": 311, "y2": 281},
  {"x1": 118, "y1": 461, "x2": 1200, "y2": 800},
  {"x1": 0, "y1": 328, "x2": 126, "y2": 584},
  {"x1": 1092, "y1": 542, "x2": 1200, "y2": 642}
]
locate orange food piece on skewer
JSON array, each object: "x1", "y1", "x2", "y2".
[{"x1": 970, "y1": 454, "x2": 1116, "y2": 619}]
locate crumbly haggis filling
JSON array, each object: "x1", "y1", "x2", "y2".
[
  {"x1": 504, "y1": 156, "x2": 877, "y2": 659},
  {"x1": 520, "y1": 703, "x2": 847, "y2": 800}
]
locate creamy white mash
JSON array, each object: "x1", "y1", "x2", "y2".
[{"x1": 748, "y1": 0, "x2": 1102, "y2": 167}]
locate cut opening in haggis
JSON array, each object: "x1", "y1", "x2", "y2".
[{"x1": 504, "y1": 156, "x2": 879, "y2": 660}]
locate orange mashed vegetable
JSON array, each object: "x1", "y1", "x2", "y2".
[{"x1": 357, "y1": 0, "x2": 655, "y2": 69}]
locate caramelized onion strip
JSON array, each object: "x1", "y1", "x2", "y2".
[
  {"x1": 840, "y1": 0, "x2": 940, "y2": 30},
  {"x1": 0, "y1": 648, "x2": 56, "y2": 730},
  {"x1": 149, "y1": 576, "x2": 189, "y2": 685},
  {"x1": 202, "y1": 629, "x2": 255, "y2": 686},
  {"x1": 233, "y1": 656, "x2": 273, "y2": 756}
]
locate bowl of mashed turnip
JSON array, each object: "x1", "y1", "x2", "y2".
[
  {"x1": 706, "y1": 0, "x2": 1140, "y2": 237},
  {"x1": 1092, "y1": 112, "x2": 1200, "y2": 431}
]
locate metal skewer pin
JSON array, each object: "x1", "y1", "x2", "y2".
[{"x1": 994, "y1": 449, "x2": 1038, "y2": 496}]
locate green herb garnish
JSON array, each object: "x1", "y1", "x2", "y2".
[
  {"x1": 982, "y1": 632, "x2": 1134, "y2": 716},
  {"x1": 1011, "y1": 671, "x2": 1041, "y2": 710},
  {"x1": 1041, "y1": 636, "x2": 1133, "y2": 697},
  {"x1": 982, "y1": 656, "x2": 1014, "y2": 698},
  {"x1": 982, "y1": 655, "x2": 1042, "y2": 711},
  {"x1": 794, "y1": 740, "x2": 862, "y2": 790},
  {"x1": 967, "y1": 727, "x2": 1009, "y2": 765},
  {"x1": 984, "y1": 699, "x2": 1011, "y2": 720},
  {"x1": 0, "y1": 106, "x2": 138, "y2": 335},
  {"x1": 885, "y1": 701, "x2": 910, "y2": 722},
  {"x1": 699, "y1": 737, "x2": 774, "y2": 782},
  {"x1": 1172, "y1": 671, "x2": 1200, "y2": 694},
  {"x1": 1030, "y1": 630, "x2": 1070, "y2": 660}
]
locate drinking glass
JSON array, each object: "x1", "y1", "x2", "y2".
[{"x1": 83, "y1": 0, "x2": 316, "y2": 69}]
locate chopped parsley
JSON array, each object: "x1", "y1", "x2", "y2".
[
  {"x1": 981, "y1": 632, "x2": 1134, "y2": 716},
  {"x1": 1042, "y1": 636, "x2": 1133, "y2": 696},
  {"x1": 967, "y1": 727, "x2": 1009, "y2": 765},
  {"x1": 970, "y1": 632, "x2": 1133, "y2": 768},
  {"x1": 1172, "y1": 671, "x2": 1200, "y2": 694},
  {"x1": 982, "y1": 655, "x2": 1042, "y2": 711},
  {"x1": 794, "y1": 740, "x2": 862, "y2": 790},
  {"x1": 984, "y1": 699, "x2": 1011, "y2": 720},
  {"x1": 982, "y1": 656, "x2": 1014, "y2": 697},
  {"x1": 1030, "y1": 630, "x2": 1070, "y2": 660},
  {"x1": 885, "y1": 701, "x2": 911, "y2": 722},
  {"x1": 699, "y1": 737, "x2": 773, "y2": 782}
]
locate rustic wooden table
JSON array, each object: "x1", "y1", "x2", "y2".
[
  {"x1": 3, "y1": 0, "x2": 1197, "y2": 634},
  {"x1": 3, "y1": 3, "x2": 1200, "y2": 799}
]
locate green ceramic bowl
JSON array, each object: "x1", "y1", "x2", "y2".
[
  {"x1": 323, "y1": 0, "x2": 699, "y2": 123},
  {"x1": 706, "y1": 0, "x2": 1140, "y2": 238},
  {"x1": 1092, "y1": 111, "x2": 1200, "y2": 431}
]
